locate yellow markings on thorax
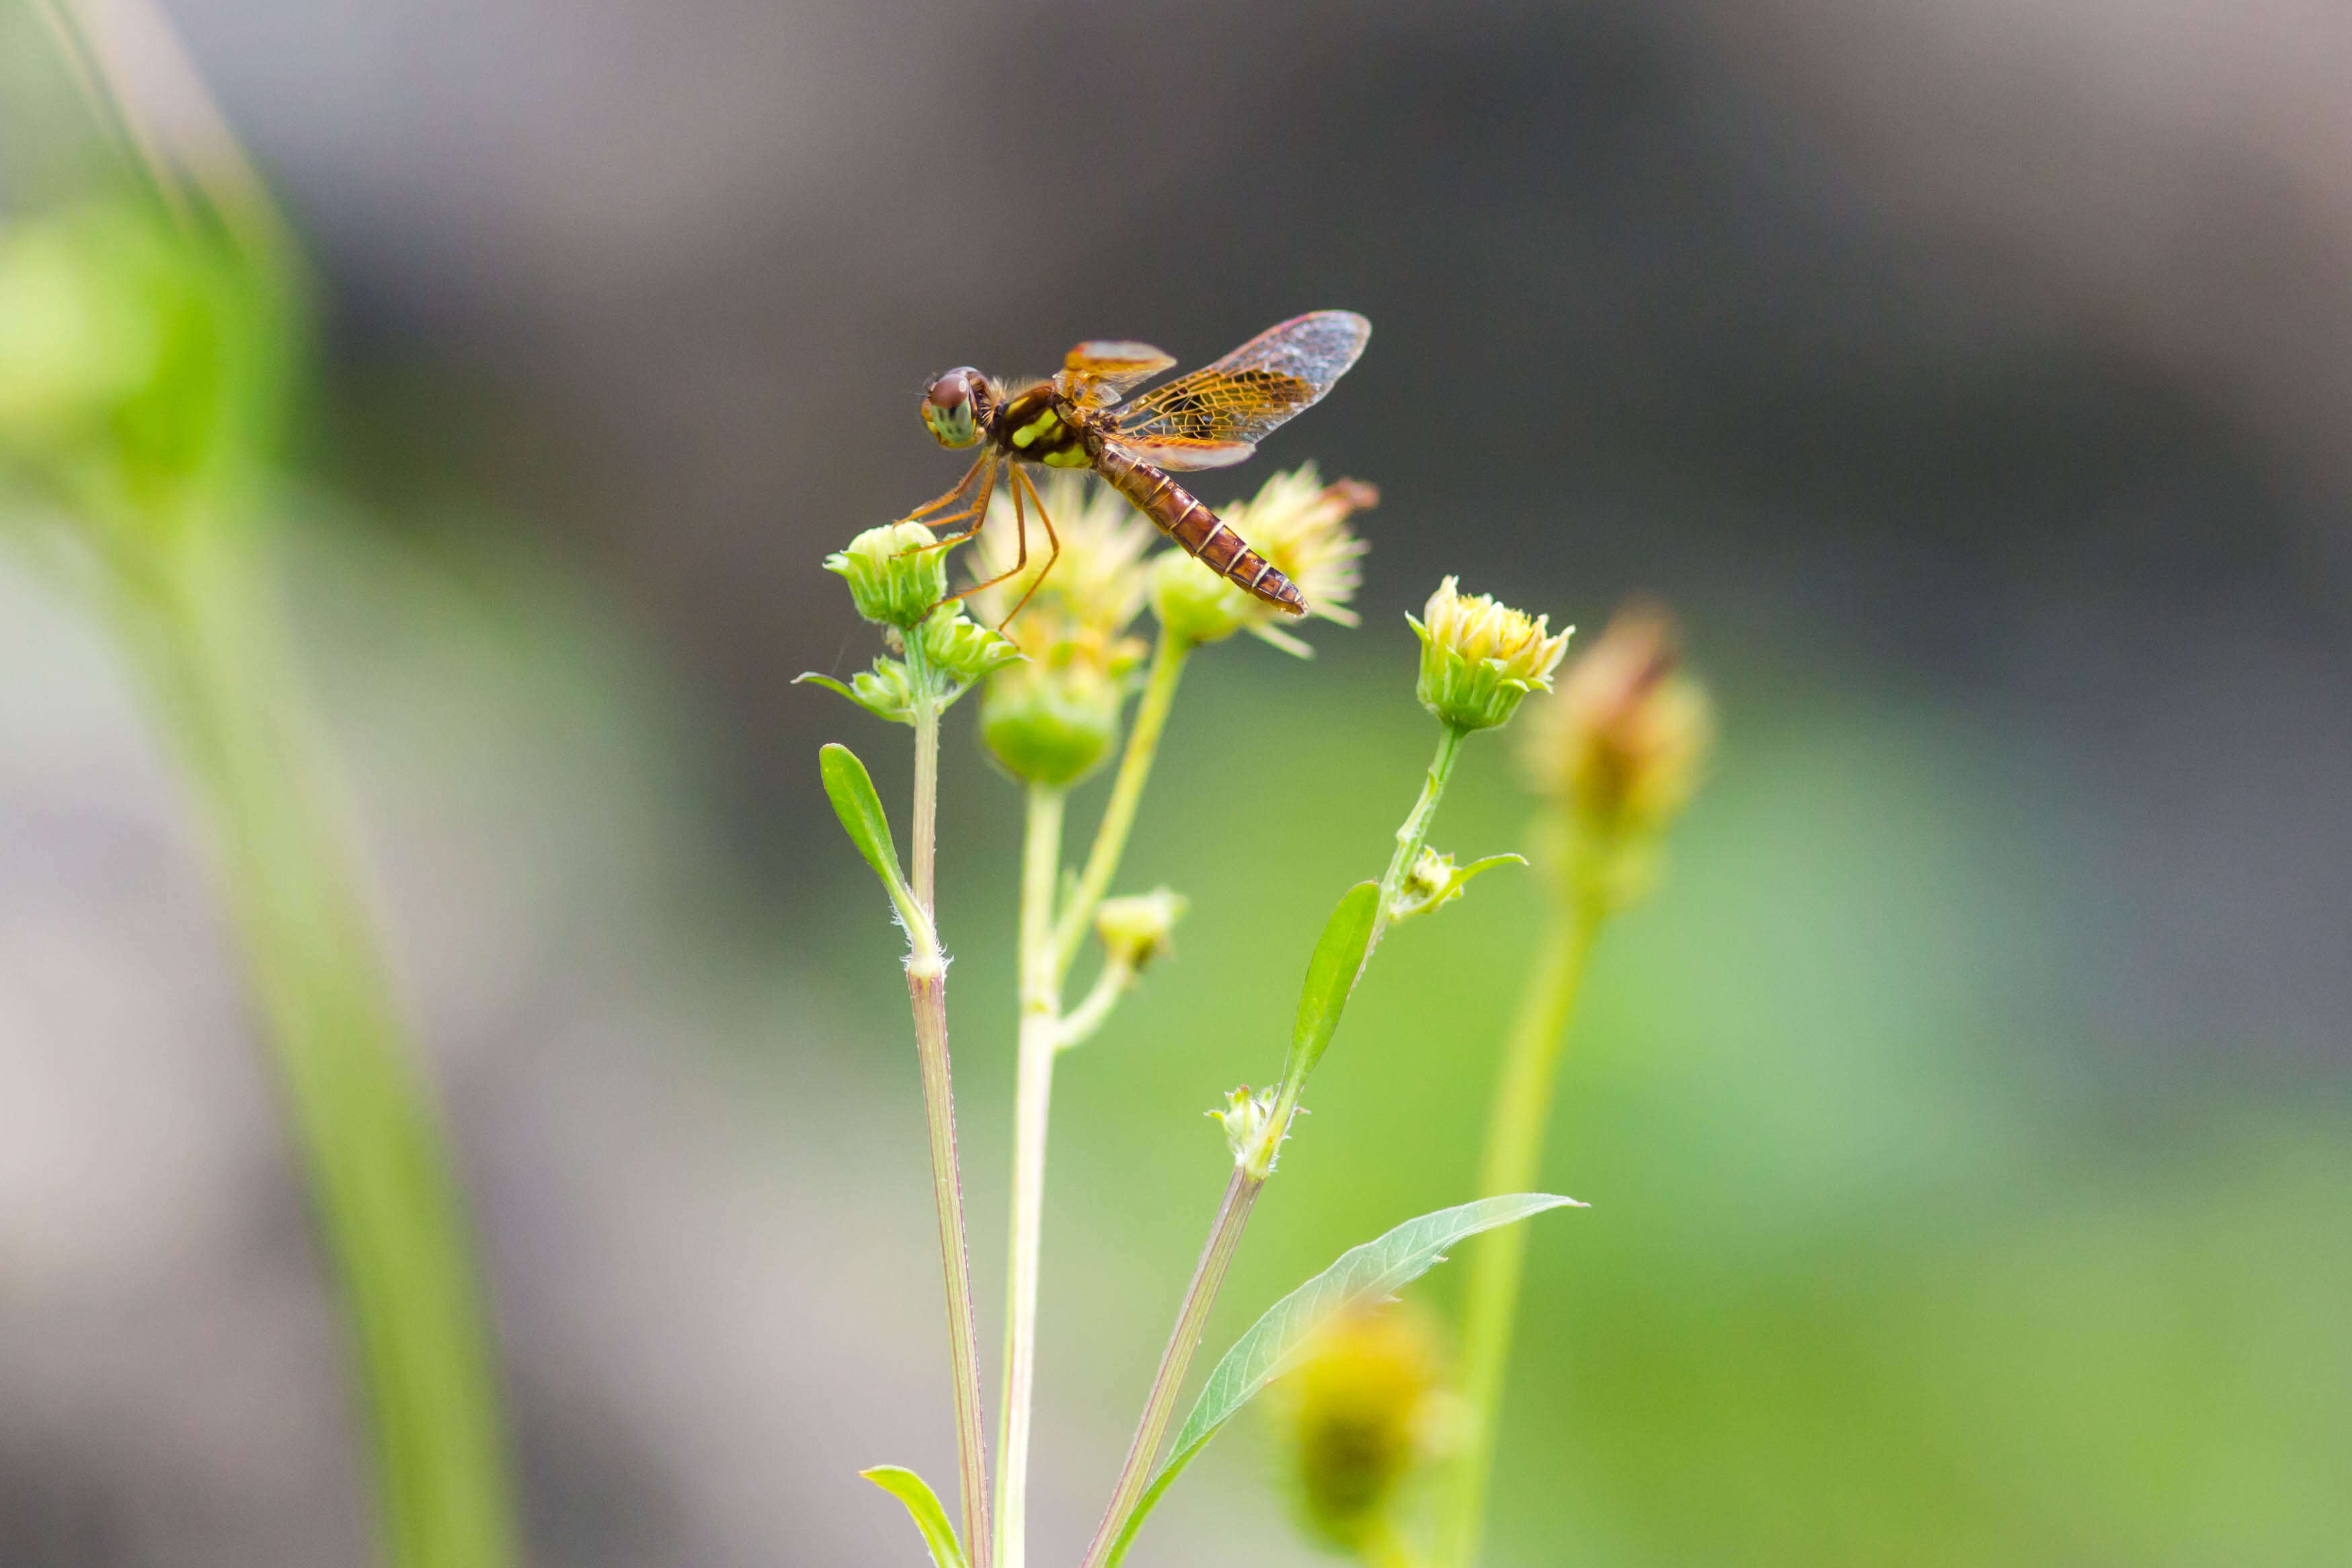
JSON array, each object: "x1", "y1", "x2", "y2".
[
  {"x1": 1009, "y1": 408, "x2": 1060, "y2": 448},
  {"x1": 1042, "y1": 446, "x2": 1091, "y2": 469}
]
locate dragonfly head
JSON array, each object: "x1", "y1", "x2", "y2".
[{"x1": 921, "y1": 367, "x2": 987, "y2": 448}]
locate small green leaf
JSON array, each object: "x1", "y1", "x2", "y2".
[
  {"x1": 1280, "y1": 880, "x2": 1380, "y2": 1089},
  {"x1": 818, "y1": 742, "x2": 930, "y2": 945},
  {"x1": 860, "y1": 1465, "x2": 968, "y2": 1568},
  {"x1": 1103, "y1": 1193, "x2": 1583, "y2": 1568}
]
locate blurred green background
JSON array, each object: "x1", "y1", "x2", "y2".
[{"x1": 2, "y1": 1, "x2": 2348, "y2": 1565}]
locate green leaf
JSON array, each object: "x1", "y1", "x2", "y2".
[
  {"x1": 859, "y1": 1465, "x2": 968, "y2": 1568},
  {"x1": 1279, "y1": 880, "x2": 1380, "y2": 1089},
  {"x1": 818, "y1": 742, "x2": 928, "y2": 941},
  {"x1": 1103, "y1": 1193, "x2": 1583, "y2": 1568}
]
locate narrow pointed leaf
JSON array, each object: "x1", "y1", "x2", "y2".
[
  {"x1": 1103, "y1": 1193, "x2": 1583, "y2": 1568},
  {"x1": 860, "y1": 1465, "x2": 968, "y2": 1568},
  {"x1": 1280, "y1": 880, "x2": 1380, "y2": 1089},
  {"x1": 820, "y1": 742, "x2": 912, "y2": 904}
]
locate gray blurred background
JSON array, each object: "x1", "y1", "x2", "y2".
[{"x1": 1, "y1": 1, "x2": 2347, "y2": 1565}]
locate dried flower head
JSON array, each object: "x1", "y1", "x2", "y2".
[
  {"x1": 1518, "y1": 598, "x2": 1713, "y2": 906},
  {"x1": 1409, "y1": 576, "x2": 1570, "y2": 732},
  {"x1": 1282, "y1": 1303, "x2": 1448, "y2": 1551},
  {"x1": 1149, "y1": 465, "x2": 1376, "y2": 656},
  {"x1": 826, "y1": 520, "x2": 949, "y2": 629}
]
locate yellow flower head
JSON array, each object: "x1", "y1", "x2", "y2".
[
  {"x1": 968, "y1": 471, "x2": 1153, "y2": 655},
  {"x1": 968, "y1": 473, "x2": 1150, "y2": 785},
  {"x1": 1409, "y1": 576, "x2": 1570, "y2": 732},
  {"x1": 1282, "y1": 1303, "x2": 1448, "y2": 1550},
  {"x1": 1149, "y1": 465, "x2": 1376, "y2": 656}
]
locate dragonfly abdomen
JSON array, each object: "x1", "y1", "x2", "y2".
[{"x1": 1096, "y1": 449, "x2": 1306, "y2": 615}]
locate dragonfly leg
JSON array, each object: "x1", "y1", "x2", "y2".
[
  {"x1": 953, "y1": 463, "x2": 1031, "y2": 605},
  {"x1": 920, "y1": 458, "x2": 1000, "y2": 553},
  {"x1": 991, "y1": 467, "x2": 1062, "y2": 629},
  {"x1": 901, "y1": 455, "x2": 988, "y2": 524}
]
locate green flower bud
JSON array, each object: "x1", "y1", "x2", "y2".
[
  {"x1": 1094, "y1": 886, "x2": 1187, "y2": 971},
  {"x1": 0, "y1": 202, "x2": 291, "y2": 524},
  {"x1": 978, "y1": 654, "x2": 1124, "y2": 787},
  {"x1": 826, "y1": 521, "x2": 947, "y2": 628},
  {"x1": 1148, "y1": 547, "x2": 1253, "y2": 648},
  {"x1": 916, "y1": 603, "x2": 1023, "y2": 686},
  {"x1": 1388, "y1": 846, "x2": 1524, "y2": 923},
  {"x1": 1409, "y1": 576, "x2": 1570, "y2": 732},
  {"x1": 1210, "y1": 1085, "x2": 1278, "y2": 1167}
]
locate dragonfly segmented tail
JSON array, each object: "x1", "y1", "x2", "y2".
[{"x1": 1095, "y1": 446, "x2": 1304, "y2": 612}]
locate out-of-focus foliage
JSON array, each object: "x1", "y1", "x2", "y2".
[{"x1": 0, "y1": 198, "x2": 293, "y2": 550}]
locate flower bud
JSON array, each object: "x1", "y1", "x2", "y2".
[
  {"x1": 1282, "y1": 1304, "x2": 1446, "y2": 1551},
  {"x1": 979, "y1": 652, "x2": 1124, "y2": 787},
  {"x1": 1517, "y1": 600, "x2": 1713, "y2": 908},
  {"x1": 1409, "y1": 576, "x2": 1569, "y2": 732},
  {"x1": 0, "y1": 202, "x2": 288, "y2": 524},
  {"x1": 916, "y1": 604, "x2": 1023, "y2": 687},
  {"x1": 1094, "y1": 886, "x2": 1187, "y2": 972},
  {"x1": 826, "y1": 521, "x2": 947, "y2": 628},
  {"x1": 1386, "y1": 846, "x2": 1521, "y2": 923},
  {"x1": 1210, "y1": 1085, "x2": 1277, "y2": 1167},
  {"x1": 1148, "y1": 545, "x2": 1255, "y2": 647}
]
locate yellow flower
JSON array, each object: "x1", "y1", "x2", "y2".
[
  {"x1": 1409, "y1": 576, "x2": 1570, "y2": 732},
  {"x1": 1149, "y1": 465, "x2": 1376, "y2": 656},
  {"x1": 1281, "y1": 1304, "x2": 1448, "y2": 1551},
  {"x1": 969, "y1": 473, "x2": 1150, "y2": 784},
  {"x1": 967, "y1": 470, "x2": 1152, "y2": 652}
]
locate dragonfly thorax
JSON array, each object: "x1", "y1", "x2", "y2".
[{"x1": 990, "y1": 381, "x2": 1097, "y2": 470}]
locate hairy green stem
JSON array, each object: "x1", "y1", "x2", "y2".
[
  {"x1": 1438, "y1": 893, "x2": 1603, "y2": 1568},
  {"x1": 1081, "y1": 1166, "x2": 1262, "y2": 1568},
  {"x1": 1365, "y1": 723, "x2": 1467, "y2": 964},
  {"x1": 994, "y1": 783, "x2": 1066, "y2": 1568},
  {"x1": 110, "y1": 512, "x2": 518, "y2": 1568},
  {"x1": 1050, "y1": 625, "x2": 1191, "y2": 982},
  {"x1": 1086, "y1": 720, "x2": 1473, "y2": 1568},
  {"x1": 903, "y1": 629, "x2": 992, "y2": 1568}
]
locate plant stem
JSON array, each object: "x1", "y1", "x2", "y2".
[
  {"x1": 994, "y1": 783, "x2": 1065, "y2": 1568},
  {"x1": 1053, "y1": 953, "x2": 1134, "y2": 1052},
  {"x1": 1365, "y1": 723, "x2": 1467, "y2": 964},
  {"x1": 1081, "y1": 1167, "x2": 1262, "y2": 1568},
  {"x1": 903, "y1": 631, "x2": 992, "y2": 1568},
  {"x1": 111, "y1": 512, "x2": 519, "y2": 1568},
  {"x1": 1437, "y1": 893, "x2": 1603, "y2": 1568},
  {"x1": 1050, "y1": 624, "x2": 1191, "y2": 982}
]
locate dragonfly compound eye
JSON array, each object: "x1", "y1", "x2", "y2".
[{"x1": 921, "y1": 368, "x2": 982, "y2": 448}]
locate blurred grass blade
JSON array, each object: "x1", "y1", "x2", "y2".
[
  {"x1": 820, "y1": 741, "x2": 928, "y2": 938},
  {"x1": 862, "y1": 1465, "x2": 969, "y2": 1568},
  {"x1": 1103, "y1": 1193, "x2": 1582, "y2": 1568},
  {"x1": 1280, "y1": 881, "x2": 1380, "y2": 1089}
]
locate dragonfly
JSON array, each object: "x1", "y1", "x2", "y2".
[{"x1": 906, "y1": 310, "x2": 1370, "y2": 622}]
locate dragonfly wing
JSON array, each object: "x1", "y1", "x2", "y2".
[
  {"x1": 1105, "y1": 435, "x2": 1257, "y2": 471},
  {"x1": 1058, "y1": 340, "x2": 1178, "y2": 408},
  {"x1": 1109, "y1": 310, "x2": 1370, "y2": 447}
]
